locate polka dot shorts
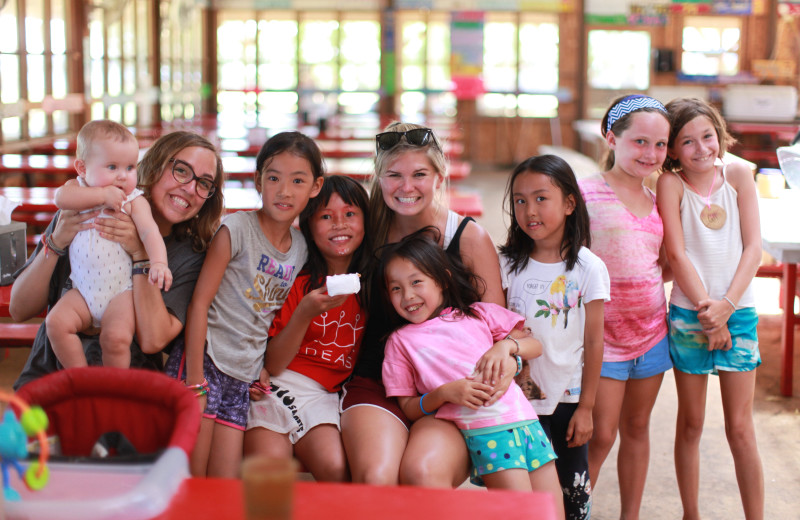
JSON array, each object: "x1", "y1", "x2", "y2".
[{"x1": 462, "y1": 420, "x2": 557, "y2": 487}]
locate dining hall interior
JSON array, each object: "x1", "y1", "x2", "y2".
[{"x1": 0, "y1": 1, "x2": 800, "y2": 519}]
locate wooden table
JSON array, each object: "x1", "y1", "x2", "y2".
[
  {"x1": 760, "y1": 192, "x2": 800, "y2": 396},
  {"x1": 153, "y1": 478, "x2": 558, "y2": 520}
]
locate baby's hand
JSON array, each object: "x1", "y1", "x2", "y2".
[
  {"x1": 148, "y1": 262, "x2": 172, "y2": 291},
  {"x1": 441, "y1": 379, "x2": 493, "y2": 410},
  {"x1": 103, "y1": 186, "x2": 126, "y2": 212}
]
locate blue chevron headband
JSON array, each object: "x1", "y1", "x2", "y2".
[{"x1": 606, "y1": 95, "x2": 667, "y2": 133}]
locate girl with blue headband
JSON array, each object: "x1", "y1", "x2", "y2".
[{"x1": 578, "y1": 94, "x2": 673, "y2": 518}]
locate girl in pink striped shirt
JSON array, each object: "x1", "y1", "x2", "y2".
[{"x1": 579, "y1": 95, "x2": 673, "y2": 519}]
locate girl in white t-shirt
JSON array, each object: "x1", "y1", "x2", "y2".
[
  {"x1": 500, "y1": 155, "x2": 610, "y2": 520},
  {"x1": 379, "y1": 228, "x2": 564, "y2": 519}
]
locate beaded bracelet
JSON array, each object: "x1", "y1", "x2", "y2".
[
  {"x1": 419, "y1": 393, "x2": 434, "y2": 415},
  {"x1": 42, "y1": 234, "x2": 67, "y2": 258},
  {"x1": 185, "y1": 378, "x2": 210, "y2": 398}
]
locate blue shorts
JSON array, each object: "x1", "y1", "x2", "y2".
[
  {"x1": 668, "y1": 304, "x2": 761, "y2": 375},
  {"x1": 462, "y1": 420, "x2": 557, "y2": 487},
  {"x1": 600, "y1": 335, "x2": 672, "y2": 381},
  {"x1": 165, "y1": 339, "x2": 251, "y2": 430}
]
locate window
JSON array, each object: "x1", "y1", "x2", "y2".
[
  {"x1": 681, "y1": 16, "x2": 741, "y2": 77},
  {"x1": 216, "y1": 10, "x2": 381, "y2": 129},
  {"x1": 587, "y1": 30, "x2": 651, "y2": 90},
  {"x1": 396, "y1": 11, "x2": 454, "y2": 120},
  {"x1": 478, "y1": 12, "x2": 559, "y2": 118}
]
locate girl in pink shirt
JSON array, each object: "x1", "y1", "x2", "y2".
[
  {"x1": 379, "y1": 228, "x2": 564, "y2": 519},
  {"x1": 578, "y1": 94, "x2": 673, "y2": 519}
]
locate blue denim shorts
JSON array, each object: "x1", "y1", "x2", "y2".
[
  {"x1": 600, "y1": 334, "x2": 672, "y2": 381},
  {"x1": 668, "y1": 304, "x2": 761, "y2": 375},
  {"x1": 462, "y1": 420, "x2": 557, "y2": 487}
]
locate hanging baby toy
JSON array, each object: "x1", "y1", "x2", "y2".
[{"x1": 0, "y1": 390, "x2": 50, "y2": 501}]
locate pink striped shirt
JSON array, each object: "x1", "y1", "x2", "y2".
[{"x1": 580, "y1": 175, "x2": 667, "y2": 361}]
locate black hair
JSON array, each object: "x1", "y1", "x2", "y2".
[
  {"x1": 499, "y1": 155, "x2": 591, "y2": 274},
  {"x1": 254, "y1": 131, "x2": 325, "y2": 186},
  {"x1": 299, "y1": 175, "x2": 371, "y2": 295},
  {"x1": 376, "y1": 227, "x2": 482, "y2": 334}
]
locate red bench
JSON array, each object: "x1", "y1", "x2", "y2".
[{"x1": 0, "y1": 285, "x2": 41, "y2": 348}]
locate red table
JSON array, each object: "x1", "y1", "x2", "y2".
[{"x1": 153, "y1": 478, "x2": 558, "y2": 520}]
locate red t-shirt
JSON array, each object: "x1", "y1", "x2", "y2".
[{"x1": 268, "y1": 274, "x2": 366, "y2": 392}]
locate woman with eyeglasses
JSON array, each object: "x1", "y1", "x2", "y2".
[
  {"x1": 10, "y1": 131, "x2": 225, "y2": 389},
  {"x1": 341, "y1": 122, "x2": 510, "y2": 487}
]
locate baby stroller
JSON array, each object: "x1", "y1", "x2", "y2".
[{"x1": 7, "y1": 367, "x2": 200, "y2": 520}]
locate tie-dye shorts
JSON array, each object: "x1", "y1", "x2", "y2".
[{"x1": 668, "y1": 304, "x2": 761, "y2": 374}]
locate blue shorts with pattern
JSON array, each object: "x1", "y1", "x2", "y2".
[
  {"x1": 668, "y1": 304, "x2": 761, "y2": 375},
  {"x1": 462, "y1": 420, "x2": 557, "y2": 487},
  {"x1": 165, "y1": 338, "x2": 250, "y2": 430}
]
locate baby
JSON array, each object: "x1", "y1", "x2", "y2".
[{"x1": 45, "y1": 120, "x2": 171, "y2": 369}]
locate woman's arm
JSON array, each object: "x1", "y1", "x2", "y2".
[
  {"x1": 93, "y1": 210, "x2": 181, "y2": 353},
  {"x1": 567, "y1": 299, "x2": 604, "y2": 448},
  {"x1": 9, "y1": 210, "x2": 98, "y2": 321},
  {"x1": 183, "y1": 226, "x2": 231, "y2": 385},
  {"x1": 696, "y1": 163, "x2": 761, "y2": 329},
  {"x1": 265, "y1": 287, "x2": 348, "y2": 376},
  {"x1": 457, "y1": 221, "x2": 505, "y2": 306}
]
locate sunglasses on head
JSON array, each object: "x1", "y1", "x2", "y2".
[{"x1": 375, "y1": 128, "x2": 437, "y2": 152}]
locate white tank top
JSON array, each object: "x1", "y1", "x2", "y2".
[{"x1": 669, "y1": 165, "x2": 755, "y2": 309}]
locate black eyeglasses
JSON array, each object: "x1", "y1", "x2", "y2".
[
  {"x1": 375, "y1": 128, "x2": 438, "y2": 152},
  {"x1": 169, "y1": 158, "x2": 216, "y2": 199}
]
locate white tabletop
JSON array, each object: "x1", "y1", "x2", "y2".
[{"x1": 760, "y1": 190, "x2": 800, "y2": 264}]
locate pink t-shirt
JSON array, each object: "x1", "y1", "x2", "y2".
[
  {"x1": 382, "y1": 302, "x2": 537, "y2": 431},
  {"x1": 580, "y1": 175, "x2": 667, "y2": 362}
]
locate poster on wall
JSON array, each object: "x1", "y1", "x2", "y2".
[
  {"x1": 779, "y1": 1, "x2": 800, "y2": 15},
  {"x1": 450, "y1": 11, "x2": 484, "y2": 100}
]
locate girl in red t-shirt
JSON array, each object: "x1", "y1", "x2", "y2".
[{"x1": 244, "y1": 175, "x2": 369, "y2": 481}]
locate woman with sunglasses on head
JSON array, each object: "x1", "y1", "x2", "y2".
[
  {"x1": 10, "y1": 131, "x2": 225, "y2": 389},
  {"x1": 340, "y1": 122, "x2": 511, "y2": 487}
]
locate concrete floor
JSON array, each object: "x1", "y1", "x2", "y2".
[{"x1": 463, "y1": 164, "x2": 800, "y2": 519}]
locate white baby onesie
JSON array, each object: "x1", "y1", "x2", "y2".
[{"x1": 69, "y1": 180, "x2": 144, "y2": 326}]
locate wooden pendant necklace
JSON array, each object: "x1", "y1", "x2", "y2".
[{"x1": 680, "y1": 167, "x2": 726, "y2": 230}]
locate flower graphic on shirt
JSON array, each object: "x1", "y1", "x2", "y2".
[{"x1": 535, "y1": 275, "x2": 582, "y2": 329}]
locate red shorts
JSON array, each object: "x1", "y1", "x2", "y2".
[{"x1": 340, "y1": 375, "x2": 411, "y2": 429}]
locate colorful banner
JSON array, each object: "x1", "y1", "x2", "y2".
[{"x1": 450, "y1": 11, "x2": 484, "y2": 100}]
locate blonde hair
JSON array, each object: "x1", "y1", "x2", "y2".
[
  {"x1": 76, "y1": 120, "x2": 136, "y2": 161},
  {"x1": 368, "y1": 121, "x2": 448, "y2": 248},
  {"x1": 137, "y1": 131, "x2": 225, "y2": 252}
]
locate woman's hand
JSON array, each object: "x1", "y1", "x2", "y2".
[
  {"x1": 50, "y1": 209, "x2": 100, "y2": 249},
  {"x1": 94, "y1": 209, "x2": 146, "y2": 260}
]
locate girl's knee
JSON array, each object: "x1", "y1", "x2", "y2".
[{"x1": 724, "y1": 420, "x2": 757, "y2": 451}]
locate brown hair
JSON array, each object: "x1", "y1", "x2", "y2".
[
  {"x1": 137, "y1": 131, "x2": 225, "y2": 252},
  {"x1": 76, "y1": 120, "x2": 136, "y2": 161},
  {"x1": 368, "y1": 121, "x2": 448, "y2": 248},
  {"x1": 663, "y1": 97, "x2": 736, "y2": 172}
]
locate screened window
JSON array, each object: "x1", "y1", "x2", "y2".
[{"x1": 587, "y1": 30, "x2": 651, "y2": 90}]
